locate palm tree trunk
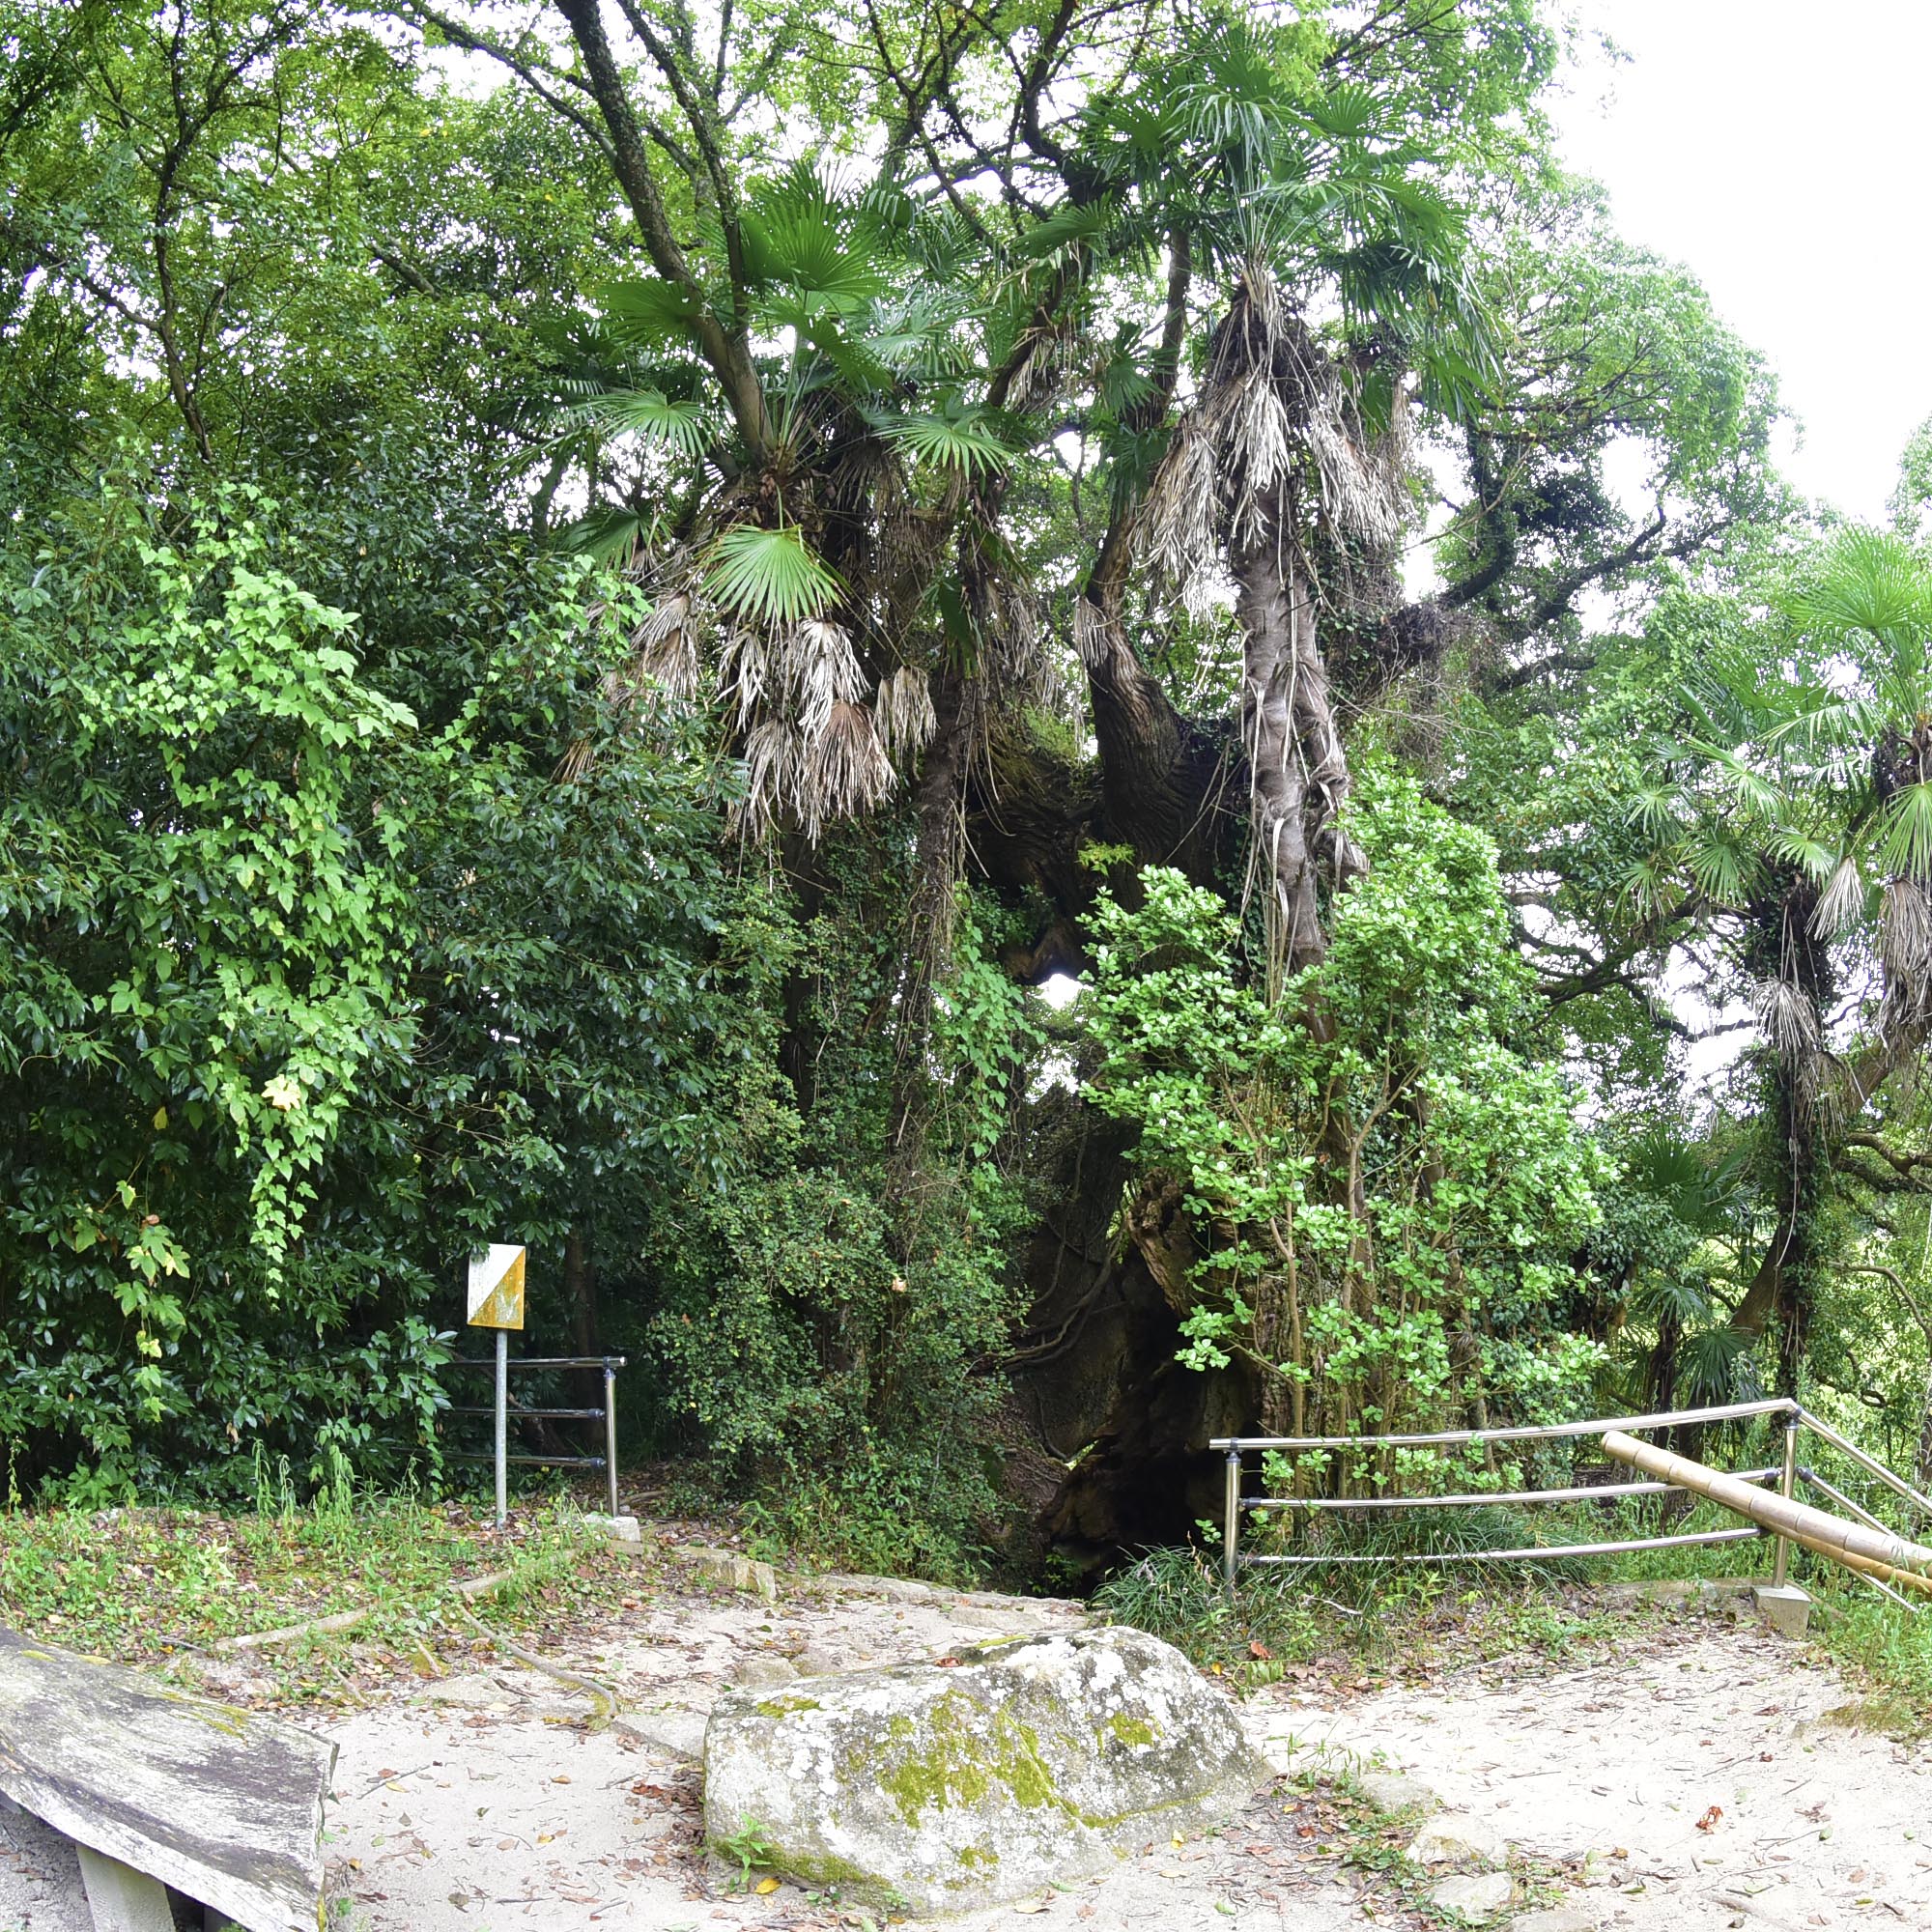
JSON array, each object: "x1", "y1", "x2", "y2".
[{"x1": 1233, "y1": 495, "x2": 1330, "y2": 988}]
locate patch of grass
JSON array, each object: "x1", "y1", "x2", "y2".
[
  {"x1": 0, "y1": 1491, "x2": 650, "y2": 1703},
  {"x1": 1094, "y1": 1547, "x2": 1321, "y2": 1686},
  {"x1": 1803, "y1": 1582, "x2": 1932, "y2": 1736}
]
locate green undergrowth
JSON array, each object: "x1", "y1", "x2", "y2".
[
  {"x1": 0, "y1": 1487, "x2": 641, "y2": 1698},
  {"x1": 1093, "y1": 1545, "x2": 1627, "y2": 1688}
]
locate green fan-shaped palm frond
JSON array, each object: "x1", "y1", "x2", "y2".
[
  {"x1": 789, "y1": 316, "x2": 899, "y2": 399},
  {"x1": 1625, "y1": 782, "x2": 1686, "y2": 840},
  {"x1": 1618, "y1": 851, "x2": 1681, "y2": 919},
  {"x1": 1682, "y1": 740, "x2": 1780, "y2": 819},
  {"x1": 1296, "y1": 80, "x2": 1382, "y2": 143},
  {"x1": 704, "y1": 524, "x2": 842, "y2": 628},
  {"x1": 1095, "y1": 344, "x2": 1159, "y2": 419},
  {"x1": 1785, "y1": 526, "x2": 1932, "y2": 653},
  {"x1": 1764, "y1": 826, "x2": 1838, "y2": 882},
  {"x1": 1678, "y1": 1325, "x2": 1750, "y2": 1406},
  {"x1": 1685, "y1": 828, "x2": 1757, "y2": 906},
  {"x1": 871, "y1": 401, "x2": 1020, "y2": 479},
  {"x1": 1763, "y1": 690, "x2": 1885, "y2": 756},
  {"x1": 560, "y1": 505, "x2": 651, "y2": 562},
  {"x1": 1873, "y1": 781, "x2": 1932, "y2": 880},
  {"x1": 742, "y1": 162, "x2": 887, "y2": 305},
  {"x1": 554, "y1": 388, "x2": 711, "y2": 460},
  {"x1": 1013, "y1": 200, "x2": 1118, "y2": 260},
  {"x1": 1640, "y1": 1269, "x2": 1716, "y2": 1327},
  {"x1": 599, "y1": 277, "x2": 706, "y2": 348}
]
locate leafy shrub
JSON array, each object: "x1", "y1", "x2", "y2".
[
  {"x1": 0, "y1": 486, "x2": 746, "y2": 1498},
  {"x1": 1082, "y1": 764, "x2": 1610, "y2": 1451},
  {"x1": 632, "y1": 873, "x2": 1039, "y2": 1575}
]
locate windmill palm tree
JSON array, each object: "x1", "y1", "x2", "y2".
[
  {"x1": 1620, "y1": 530, "x2": 1932, "y2": 1388},
  {"x1": 520, "y1": 12, "x2": 1500, "y2": 978}
]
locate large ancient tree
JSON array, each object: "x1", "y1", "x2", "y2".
[{"x1": 380, "y1": 0, "x2": 1797, "y2": 1547}]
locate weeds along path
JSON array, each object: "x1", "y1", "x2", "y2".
[
  {"x1": 1278, "y1": 1606, "x2": 1932, "y2": 1930},
  {"x1": 0, "y1": 1558, "x2": 1922, "y2": 1932}
]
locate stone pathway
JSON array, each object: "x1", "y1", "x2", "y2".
[{"x1": 1278, "y1": 1616, "x2": 1932, "y2": 1930}]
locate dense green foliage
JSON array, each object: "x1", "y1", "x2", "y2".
[
  {"x1": 7, "y1": 0, "x2": 1932, "y2": 1587},
  {"x1": 1, "y1": 486, "x2": 747, "y2": 1498},
  {"x1": 1085, "y1": 775, "x2": 1608, "y2": 1447}
]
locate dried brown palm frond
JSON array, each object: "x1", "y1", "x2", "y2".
[
  {"x1": 986, "y1": 569, "x2": 1045, "y2": 685},
  {"x1": 877, "y1": 500, "x2": 945, "y2": 627},
  {"x1": 1305, "y1": 385, "x2": 1406, "y2": 553},
  {"x1": 716, "y1": 626, "x2": 770, "y2": 729},
  {"x1": 556, "y1": 573, "x2": 711, "y2": 782},
  {"x1": 1141, "y1": 414, "x2": 1219, "y2": 612},
  {"x1": 1882, "y1": 875, "x2": 1932, "y2": 982},
  {"x1": 1754, "y1": 976, "x2": 1821, "y2": 1061},
  {"x1": 1142, "y1": 268, "x2": 1409, "y2": 611},
  {"x1": 807, "y1": 700, "x2": 895, "y2": 837},
  {"x1": 553, "y1": 736, "x2": 598, "y2": 786},
  {"x1": 1881, "y1": 877, "x2": 1932, "y2": 1031},
  {"x1": 1753, "y1": 976, "x2": 1824, "y2": 1121},
  {"x1": 735, "y1": 719, "x2": 802, "y2": 841},
  {"x1": 628, "y1": 590, "x2": 704, "y2": 701},
  {"x1": 874, "y1": 665, "x2": 937, "y2": 766},
  {"x1": 1072, "y1": 592, "x2": 1116, "y2": 668},
  {"x1": 783, "y1": 618, "x2": 867, "y2": 745},
  {"x1": 1810, "y1": 853, "x2": 1867, "y2": 939}
]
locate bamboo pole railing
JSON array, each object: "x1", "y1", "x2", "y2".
[{"x1": 1601, "y1": 1430, "x2": 1932, "y2": 1598}]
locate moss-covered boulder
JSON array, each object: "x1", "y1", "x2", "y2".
[{"x1": 700, "y1": 1626, "x2": 1268, "y2": 1915}]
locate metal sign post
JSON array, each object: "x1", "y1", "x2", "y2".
[
  {"x1": 466, "y1": 1244, "x2": 526, "y2": 1528},
  {"x1": 496, "y1": 1329, "x2": 507, "y2": 1528}
]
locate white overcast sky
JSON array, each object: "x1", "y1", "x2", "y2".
[{"x1": 1550, "y1": 2, "x2": 1932, "y2": 525}]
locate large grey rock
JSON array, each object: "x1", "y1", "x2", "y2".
[
  {"x1": 580, "y1": 1511, "x2": 650, "y2": 1547},
  {"x1": 728, "y1": 1653, "x2": 799, "y2": 1690},
  {"x1": 701, "y1": 1626, "x2": 1269, "y2": 1915},
  {"x1": 614, "y1": 1707, "x2": 709, "y2": 1763},
  {"x1": 685, "y1": 1547, "x2": 778, "y2": 1601},
  {"x1": 1355, "y1": 1771, "x2": 1440, "y2": 1818}
]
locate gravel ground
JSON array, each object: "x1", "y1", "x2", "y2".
[{"x1": 0, "y1": 1564, "x2": 1913, "y2": 1932}]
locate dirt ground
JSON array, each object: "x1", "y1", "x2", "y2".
[{"x1": 1, "y1": 1557, "x2": 1924, "y2": 1932}]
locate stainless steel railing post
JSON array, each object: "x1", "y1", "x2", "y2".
[
  {"x1": 604, "y1": 1358, "x2": 619, "y2": 1517},
  {"x1": 1773, "y1": 1419, "x2": 1799, "y2": 1588},
  {"x1": 1224, "y1": 1446, "x2": 1243, "y2": 1587}
]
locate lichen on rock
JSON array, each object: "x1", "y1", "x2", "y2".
[{"x1": 700, "y1": 1625, "x2": 1269, "y2": 1915}]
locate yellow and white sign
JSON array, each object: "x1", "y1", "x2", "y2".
[{"x1": 467, "y1": 1244, "x2": 526, "y2": 1330}]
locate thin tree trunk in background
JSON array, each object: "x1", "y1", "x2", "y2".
[
  {"x1": 1916, "y1": 1375, "x2": 1932, "y2": 1495},
  {"x1": 564, "y1": 1221, "x2": 600, "y2": 1452}
]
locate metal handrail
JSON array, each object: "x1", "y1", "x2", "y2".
[
  {"x1": 1800, "y1": 1466, "x2": 1922, "y2": 1614},
  {"x1": 1793, "y1": 1406, "x2": 1932, "y2": 1521},
  {"x1": 1241, "y1": 1527, "x2": 1761, "y2": 1566},
  {"x1": 440, "y1": 1353, "x2": 628, "y2": 1516},
  {"x1": 1210, "y1": 1395, "x2": 1796, "y2": 1453},
  {"x1": 1215, "y1": 1396, "x2": 1926, "y2": 1607},
  {"x1": 1244, "y1": 1468, "x2": 1779, "y2": 1511},
  {"x1": 444, "y1": 1355, "x2": 629, "y2": 1371}
]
